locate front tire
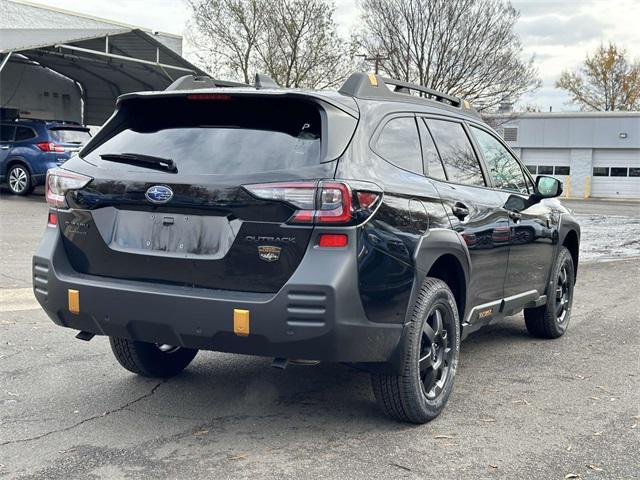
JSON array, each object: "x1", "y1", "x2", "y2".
[
  {"x1": 109, "y1": 337, "x2": 198, "y2": 377},
  {"x1": 371, "y1": 277, "x2": 460, "y2": 424},
  {"x1": 524, "y1": 246, "x2": 575, "y2": 339},
  {"x1": 7, "y1": 164, "x2": 34, "y2": 195}
]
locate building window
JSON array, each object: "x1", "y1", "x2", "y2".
[
  {"x1": 502, "y1": 127, "x2": 518, "y2": 142},
  {"x1": 610, "y1": 167, "x2": 628, "y2": 177},
  {"x1": 538, "y1": 165, "x2": 554, "y2": 175},
  {"x1": 554, "y1": 166, "x2": 570, "y2": 175},
  {"x1": 525, "y1": 165, "x2": 537, "y2": 174},
  {"x1": 629, "y1": 168, "x2": 640, "y2": 177},
  {"x1": 593, "y1": 167, "x2": 609, "y2": 176}
]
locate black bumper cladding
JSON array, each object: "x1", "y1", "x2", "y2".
[{"x1": 33, "y1": 226, "x2": 403, "y2": 363}]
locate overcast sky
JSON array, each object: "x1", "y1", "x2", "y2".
[{"x1": 29, "y1": 0, "x2": 640, "y2": 111}]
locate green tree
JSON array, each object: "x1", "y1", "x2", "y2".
[{"x1": 556, "y1": 43, "x2": 640, "y2": 111}]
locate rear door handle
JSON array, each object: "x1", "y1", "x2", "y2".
[
  {"x1": 0, "y1": 145, "x2": 10, "y2": 150},
  {"x1": 451, "y1": 202, "x2": 470, "y2": 220}
]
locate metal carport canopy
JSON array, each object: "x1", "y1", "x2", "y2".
[{"x1": 0, "y1": 0, "x2": 212, "y2": 125}]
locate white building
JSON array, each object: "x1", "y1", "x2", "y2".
[{"x1": 494, "y1": 112, "x2": 640, "y2": 199}]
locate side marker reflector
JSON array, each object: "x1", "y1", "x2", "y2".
[
  {"x1": 68, "y1": 289, "x2": 80, "y2": 314},
  {"x1": 233, "y1": 309, "x2": 250, "y2": 336}
]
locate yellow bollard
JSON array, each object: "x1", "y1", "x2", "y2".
[
  {"x1": 564, "y1": 175, "x2": 571, "y2": 198},
  {"x1": 584, "y1": 176, "x2": 591, "y2": 199}
]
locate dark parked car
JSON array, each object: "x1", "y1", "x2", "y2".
[
  {"x1": 33, "y1": 73, "x2": 580, "y2": 423},
  {"x1": 0, "y1": 119, "x2": 91, "y2": 195}
]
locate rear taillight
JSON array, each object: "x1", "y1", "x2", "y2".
[
  {"x1": 243, "y1": 180, "x2": 381, "y2": 226},
  {"x1": 46, "y1": 168, "x2": 92, "y2": 208},
  {"x1": 36, "y1": 142, "x2": 65, "y2": 153}
]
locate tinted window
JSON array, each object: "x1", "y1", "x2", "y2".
[
  {"x1": 554, "y1": 166, "x2": 570, "y2": 175},
  {"x1": 49, "y1": 128, "x2": 91, "y2": 144},
  {"x1": 83, "y1": 96, "x2": 322, "y2": 175},
  {"x1": 426, "y1": 119, "x2": 484, "y2": 186},
  {"x1": 538, "y1": 165, "x2": 554, "y2": 175},
  {"x1": 593, "y1": 167, "x2": 609, "y2": 176},
  {"x1": 419, "y1": 119, "x2": 446, "y2": 180},
  {"x1": 471, "y1": 126, "x2": 528, "y2": 193},
  {"x1": 525, "y1": 165, "x2": 537, "y2": 174},
  {"x1": 611, "y1": 167, "x2": 628, "y2": 177},
  {"x1": 374, "y1": 117, "x2": 422, "y2": 174},
  {"x1": 629, "y1": 168, "x2": 640, "y2": 177},
  {"x1": 14, "y1": 126, "x2": 36, "y2": 141},
  {"x1": 1, "y1": 125, "x2": 14, "y2": 142}
]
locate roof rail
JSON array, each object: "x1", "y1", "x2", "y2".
[
  {"x1": 165, "y1": 75, "x2": 248, "y2": 91},
  {"x1": 339, "y1": 72, "x2": 477, "y2": 115}
]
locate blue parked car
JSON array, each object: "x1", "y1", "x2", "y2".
[{"x1": 0, "y1": 119, "x2": 91, "y2": 195}]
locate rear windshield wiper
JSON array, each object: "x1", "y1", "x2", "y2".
[{"x1": 100, "y1": 153, "x2": 177, "y2": 173}]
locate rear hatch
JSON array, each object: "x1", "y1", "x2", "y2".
[
  {"x1": 47, "y1": 125, "x2": 92, "y2": 154},
  {"x1": 56, "y1": 92, "x2": 358, "y2": 293}
]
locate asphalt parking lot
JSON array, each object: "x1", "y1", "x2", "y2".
[{"x1": 1, "y1": 193, "x2": 639, "y2": 480}]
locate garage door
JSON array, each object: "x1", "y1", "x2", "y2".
[
  {"x1": 591, "y1": 149, "x2": 640, "y2": 198},
  {"x1": 521, "y1": 149, "x2": 571, "y2": 176}
]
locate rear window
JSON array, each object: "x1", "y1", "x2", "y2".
[
  {"x1": 49, "y1": 128, "x2": 91, "y2": 144},
  {"x1": 83, "y1": 96, "x2": 323, "y2": 175}
]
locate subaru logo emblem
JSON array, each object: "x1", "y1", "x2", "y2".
[{"x1": 145, "y1": 185, "x2": 173, "y2": 204}]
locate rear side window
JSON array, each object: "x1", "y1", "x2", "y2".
[
  {"x1": 83, "y1": 96, "x2": 322, "y2": 175},
  {"x1": 471, "y1": 126, "x2": 528, "y2": 193},
  {"x1": 418, "y1": 119, "x2": 446, "y2": 180},
  {"x1": 426, "y1": 119, "x2": 485, "y2": 187},
  {"x1": 1, "y1": 125, "x2": 14, "y2": 142},
  {"x1": 373, "y1": 117, "x2": 422, "y2": 174},
  {"x1": 15, "y1": 126, "x2": 36, "y2": 141},
  {"x1": 49, "y1": 128, "x2": 91, "y2": 144}
]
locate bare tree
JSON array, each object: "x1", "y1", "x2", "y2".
[
  {"x1": 556, "y1": 42, "x2": 640, "y2": 111},
  {"x1": 357, "y1": 0, "x2": 540, "y2": 111},
  {"x1": 187, "y1": 0, "x2": 263, "y2": 84},
  {"x1": 187, "y1": 0, "x2": 354, "y2": 88}
]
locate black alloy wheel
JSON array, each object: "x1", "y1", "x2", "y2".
[{"x1": 371, "y1": 277, "x2": 460, "y2": 423}]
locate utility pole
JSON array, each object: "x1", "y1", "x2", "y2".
[{"x1": 356, "y1": 53, "x2": 388, "y2": 74}]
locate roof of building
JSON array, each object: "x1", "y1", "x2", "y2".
[{"x1": 0, "y1": 0, "x2": 205, "y2": 125}]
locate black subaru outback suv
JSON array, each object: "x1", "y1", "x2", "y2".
[{"x1": 33, "y1": 73, "x2": 580, "y2": 423}]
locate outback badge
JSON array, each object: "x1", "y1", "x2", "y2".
[{"x1": 258, "y1": 245, "x2": 281, "y2": 262}]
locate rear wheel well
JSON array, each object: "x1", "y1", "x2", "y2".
[
  {"x1": 426, "y1": 254, "x2": 466, "y2": 321},
  {"x1": 5, "y1": 158, "x2": 32, "y2": 176},
  {"x1": 562, "y1": 230, "x2": 579, "y2": 280}
]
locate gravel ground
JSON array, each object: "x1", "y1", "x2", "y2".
[{"x1": 1, "y1": 194, "x2": 639, "y2": 480}]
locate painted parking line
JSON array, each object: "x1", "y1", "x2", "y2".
[{"x1": 0, "y1": 288, "x2": 40, "y2": 312}]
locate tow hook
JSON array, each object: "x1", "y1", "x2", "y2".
[{"x1": 75, "y1": 331, "x2": 95, "y2": 341}]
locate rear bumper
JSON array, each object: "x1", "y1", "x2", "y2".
[{"x1": 33, "y1": 226, "x2": 403, "y2": 363}]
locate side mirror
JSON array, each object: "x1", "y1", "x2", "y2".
[{"x1": 535, "y1": 175, "x2": 563, "y2": 199}]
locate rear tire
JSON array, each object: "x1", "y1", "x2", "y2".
[
  {"x1": 371, "y1": 277, "x2": 460, "y2": 424},
  {"x1": 7, "y1": 164, "x2": 34, "y2": 195},
  {"x1": 109, "y1": 337, "x2": 198, "y2": 377},
  {"x1": 524, "y1": 246, "x2": 575, "y2": 339}
]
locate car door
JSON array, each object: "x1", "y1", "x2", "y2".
[
  {"x1": 469, "y1": 125, "x2": 557, "y2": 298},
  {"x1": 0, "y1": 124, "x2": 16, "y2": 173},
  {"x1": 421, "y1": 116, "x2": 510, "y2": 314}
]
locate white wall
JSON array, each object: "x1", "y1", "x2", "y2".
[{"x1": 1, "y1": 59, "x2": 82, "y2": 123}]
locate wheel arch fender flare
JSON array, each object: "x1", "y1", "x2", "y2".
[
  {"x1": 5, "y1": 157, "x2": 33, "y2": 176},
  {"x1": 408, "y1": 228, "x2": 471, "y2": 320},
  {"x1": 557, "y1": 213, "x2": 581, "y2": 281}
]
